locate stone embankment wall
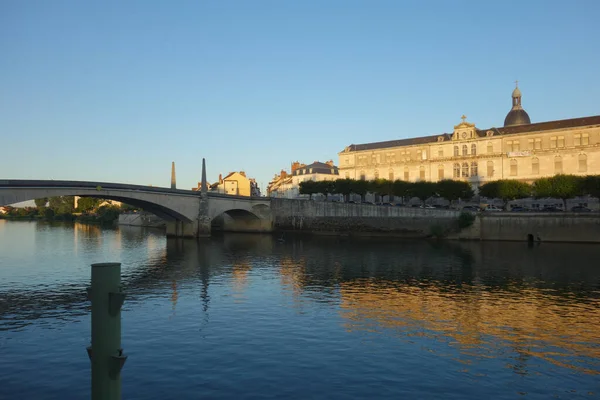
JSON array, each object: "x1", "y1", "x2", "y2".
[
  {"x1": 118, "y1": 212, "x2": 166, "y2": 228},
  {"x1": 270, "y1": 199, "x2": 460, "y2": 237},
  {"x1": 453, "y1": 212, "x2": 600, "y2": 243}
]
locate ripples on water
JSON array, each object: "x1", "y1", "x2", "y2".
[{"x1": 0, "y1": 220, "x2": 599, "y2": 399}]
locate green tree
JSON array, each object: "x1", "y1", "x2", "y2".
[
  {"x1": 533, "y1": 174, "x2": 584, "y2": 209},
  {"x1": 409, "y1": 181, "x2": 437, "y2": 204},
  {"x1": 76, "y1": 197, "x2": 102, "y2": 212},
  {"x1": 299, "y1": 180, "x2": 318, "y2": 199},
  {"x1": 48, "y1": 196, "x2": 75, "y2": 215},
  {"x1": 332, "y1": 179, "x2": 354, "y2": 202},
  {"x1": 582, "y1": 175, "x2": 600, "y2": 199},
  {"x1": 479, "y1": 180, "x2": 531, "y2": 203},
  {"x1": 392, "y1": 180, "x2": 411, "y2": 204},
  {"x1": 97, "y1": 205, "x2": 121, "y2": 224},
  {"x1": 351, "y1": 179, "x2": 370, "y2": 202},
  {"x1": 436, "y1": 180, "x2": 474, "y2": 202},
  {"x1": 34, "y1": 198, "x2": 48, "y2": 208}
]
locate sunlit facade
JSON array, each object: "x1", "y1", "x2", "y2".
[{"x1": 338, "y1": 87, "x2": 600, "y2": 190}]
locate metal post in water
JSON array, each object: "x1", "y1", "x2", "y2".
[{"x1": 86, "y1": 262, "x2": 127, "y2": 400}]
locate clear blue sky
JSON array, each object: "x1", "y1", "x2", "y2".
[{"x1": 2, "y1": 0, "x2": 599, "y2": 193}]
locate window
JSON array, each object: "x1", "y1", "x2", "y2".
[
  {"x1": 528, "y1": 139, "x2": 534, "y2": 150},
  {"x1": 532, "y1": 157, "x2": 539, "y2": 175},
  {"x1": 438, "y1": 148, "x2": 444, "y2": 158},
  {"x1": 453, "y1": 163, "x2": 460, "y2": 178},
  {"x1": 374, "y1": 170, "x2": 379, "y2": 179},
  {"x1": 404, "y1": 167, "x2": 409, "y2": 181},
  {"x1": 470, "y1": 162, "x2": 478, "y2": 177},
  {"x1": 507, "y1": 140, "x2": 512, "y2": 152},
  {"x1": 419, "y1": 166, "x2": 425, "y2": 180},
  {"x1": 389, "y1": 170, "x2": 394, "y2": 181},
  {"x1": 360, "y1": 171, "x2": 366, "y2": 181},
  {"x1": 558, "y1": 136, "x2": 565, "y2": 148},
  {"x1": 511, "y1": 140, "x2": 520, "y2": 152},
  {"x1": 438, "y1": 165, "x2": 444, "y2": 180},
  {"x1": 417, "y1": 150, "x2": 422, "y2": 161},
  {"x1": 371, "y1": 155, "x2": 377, "y2": 165},
  {"x1": 554, "y1": 156, "x2": 562, "y2": 174},
  {"x1": 454, "y1": 146, "x2": 459, "y2": 157},
  {"x1": 387, "y1": 153, "x2": 395, "y2": 164},
  {"x1": 487, "y1": 161, "x2": 494, "y2": 177},
  {"x1": 574, "y1": 134, "x2": 581, "y2": 146},
  {"x1": 535, "y1": 138, "x2": 542, "y2": 150},
  {"x1": 579, "y1": 154, "x2": 587, "y2": 172},
  {"x1": 582, "y1": 133, "x2": 589, "y2": 145},
  {"x1": 487, "y1": 142, "x2": 493, "y2": 154},
  {"x1": 510, "y1": 159, "x2": 518, "y2": 176},
  {"x1": 345, "y1": 172, "x2": 350, "y2": 179},
  {"x1": 462, "y1": 162, "x2": 469, "y2": 178},
  {"x1": 345, "y1": 157, "x2": 350, "y2": 165},
  {"x1": 471, "y1": 144, "x2": 477, "y2": 156},
  {"x1": 550, "y1": 136, "x2": 557, "y2": 148},
  {"x1": 462, "y1": 145, "x2": 468, "y2": 156}
]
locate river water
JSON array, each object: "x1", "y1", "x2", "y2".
[{"x1": 0, "y1": 220, "x2": 599, "y2": 399}]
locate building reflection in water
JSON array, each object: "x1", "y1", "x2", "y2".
[{"x1": 338, "y1": 279, "x2": 600, "y2": 376}]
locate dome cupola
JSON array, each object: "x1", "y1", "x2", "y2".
[{"x1": 504, "y1": 81, "x2": 531, "y2": 127}]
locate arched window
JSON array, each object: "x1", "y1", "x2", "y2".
[
  {"x1": 532, "y1": 157, "x2": 539, "y2": 175},
  {"x1": 462, "y1": 162, "x2": 469, "y2": 177},
  {"x1": 462, "y1": 145, "x2": 468, "y2": 156},
  {"x1": 404, "y1": 167, "x2": 409, "y2": 181},
  {"x1": 487, "y1": 142, "x2": 493, "y2": 154},
  {"x1": 360, "y1": 171, "x2": 366, "y2": 181},
  {"x1": 471, "y1": 144, "x2": 477, "y2": 156},
  {"x1": 579, "y1": 154, "x2": 587, "y2": 172},
  {"x1": 487, "y1": 161, "x2": 494, "y2": 177},
  {"x1": 510, "y1": 159, "x2": 517, "y2": 176},
  {"x1": 419, "y1": 165, "x2": 425, "y2": 180},
  {"x1": 470, "y1": 162, "x2": 478, "y2": 176},
  {"x1": 389, "y1": 169, "x2": 394, "y2": 181},
  {"x1": 554, "y1": 156, "x2": 562, "y2": 174},
  {"x1": 374, "y1": 170, "x2": 379, "y2": 179},
  {"x1": 454, "y1": 146, "x2": 459, "y2": 157},
  {"x1": 453, "y1": 163, "x2": 460, "y2": 178},
  {"x1": 438, "y1": 165, "x2": 444, "y2": 180}
]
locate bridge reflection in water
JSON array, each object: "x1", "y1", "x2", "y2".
[{"x1": 1, "y1": 222, "x2": 599, "y2": 390}]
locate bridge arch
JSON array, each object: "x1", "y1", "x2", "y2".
[{"x1": 0, "y1": 183, "x2": 200, "y2": 222}]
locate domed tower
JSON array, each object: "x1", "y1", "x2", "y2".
[{"x1": 503, "y1": 82, "x2": 531, "y2": 127}]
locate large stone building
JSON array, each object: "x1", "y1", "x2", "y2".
[
  {"x1": 267, "y1": 161, "x2": 339, "y2": 198},
  {"x1": 338, "y1": 86, "x2": 600, "y2": 190}
]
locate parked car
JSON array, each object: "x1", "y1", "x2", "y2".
[
  {"x1": 510, "y1": 206, "x2": 529, "y2": 212},
  {"x1": 541, "y1": 205, "x2": 562, "y2": 212},
  {"x1": 483, "y1": 205, "x2": 503, "y2": 212},
  {"x1": 420, "y1": 205, "x2": 436, "y2": 209},
  {"x1": 381, "y1": 202, "x2": 393, "y2": 206},
  {"x1": 571, "y1": 206, "x2": 592, "y2": 212},
  {"x1": 462, "y1": 205, "x2": 480, "y2": 212}
]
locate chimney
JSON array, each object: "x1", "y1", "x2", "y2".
[
  {"x1": 325, "y1": 160, "x2": 334, "y2": 167},
  {"x1": 281, "y1": 170, "x2": 287, "y2": 178},
  {"x1": 219, "y1": 173, "x2": 223, "y2": 183},
  {"x1": 240, "y1": 171, "x2": 246, "y2": 177},
  {"x1": 171, "y1": 161, "x2": 177, "y2": 189}
]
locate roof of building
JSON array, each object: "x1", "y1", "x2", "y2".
[
  {"x1": 341, "y1": 134, "x2": 448, "y2": 152},
  {"x1": 340, "y1": 115, "x2": 600, "y2": 153},
  {"x1": 503, "y1": 108, "x2": 531, "y2": 127},
  {"x1": 296, "y1": 161, "x2": 339, "y2": 174}
]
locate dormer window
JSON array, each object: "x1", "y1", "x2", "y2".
[
  {"x1": 437, "y1": 136, "x2": 444, "y2": 142},
  {"x1": 486, "y1": 130, "x2": 494, "y2": 137}
]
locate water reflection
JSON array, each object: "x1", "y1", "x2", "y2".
[{"x1": 1, "y1": 222, "x2": 599, "y2": 384}]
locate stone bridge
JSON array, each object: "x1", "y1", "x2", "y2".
[{"x1": 0, "y1": 176, "x2": 272, "y2": 238}]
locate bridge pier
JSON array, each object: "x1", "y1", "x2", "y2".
[{"x1": 166, "y1": 220, "x2": 211, "y2": 238}]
